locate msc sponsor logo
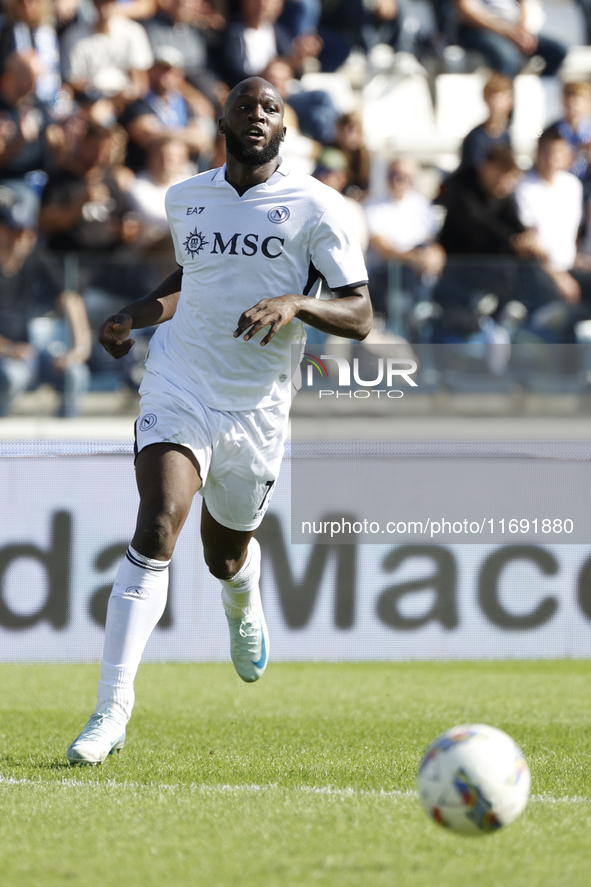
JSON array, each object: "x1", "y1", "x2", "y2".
[
  {"x1": 184, "y1": 230, "x2": 285, "y2": 259},
  {"x1": 184, "y1": 229, "x2": 209, "y2": 258}
]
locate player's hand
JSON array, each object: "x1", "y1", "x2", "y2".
[
  {"x1": 233, "y1": 295, "x2": 301, "y2": 346},
  {"x1": 98, "y1": 313, "x2": 135, "y2": 359}
]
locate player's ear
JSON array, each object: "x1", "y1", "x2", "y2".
[
  {"x1": 281, "y1": 126, "x2": 286, "y2": 142},
  {"x1": 218, "y1": 118, "x2": 225, "y2": 135}
]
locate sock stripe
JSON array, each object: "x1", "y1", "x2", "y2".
[{"x1": 125, "y1": 549, "x2": 169, "y2": 572}]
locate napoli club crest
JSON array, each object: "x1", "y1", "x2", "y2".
[
  {"x1": 139, "y1": 413, "x2": 157, "y2": 431},
  {"x1": 268, "y1": 206, "x2": 290, "y2": 224}
]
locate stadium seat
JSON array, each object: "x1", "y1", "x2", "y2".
[
  {"x1": 298, "y1": 72, "x2": 357, "y2": 114},
  {"x1": 362, "y1": 73, "x2": 436, "y2": 153},
  {"x1": 511, "y1": 75, "x2": 563, "y2": 155},
  {"x1": 540, "y1": 0, "x2": 587, "y2": 48},
  {"x1": 561, "y1": 46, "x2": 591, "y2": 80},
  {"x1": 435, "y1": 73, "x2": 488, "y2": 142}
]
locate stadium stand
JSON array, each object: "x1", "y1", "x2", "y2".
[{"x1": 2, "y1": 0, "x2": 591, "y2": 414}]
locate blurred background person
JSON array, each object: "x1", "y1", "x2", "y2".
[
  {"x1": 454, "y1": 0, "x2": 567, "y2": 79},
  {"x1": 516, "y1": 125, "x2": 591, "y2": 308},
  {"x1": 278, "y1": 0, "x2": 321, "y2": 38},
  {"x1": 126, "y1": 134, "x2": 191, "y2": 251},
  {"x1": 459, "y1": 72, "x2": 513, "y2": 172},
  {"x1": 262, "y1": 53, "x2": 338, "y2": 145},
  {"x1": 120, "y1": 46, "x2": 213, "y2": 173},
  {"x1": 331, "y1": 110, "x2": 370, "y2": 198},
  {"x1": 39, "y1": 121, "x2": 140, "y2": 331},
  {"x1": 551, "y1": 80, "x2": 591, "y2": 194},
  {"x1": 217, "y1": 0, "x2": 322, "y2": 88},
  {"x1": 142, "y1": 0, "x2": 225, "y2": 110},
  {"x1": 0, "y1": 181, "x2": 91, "y2": 417},
  {"x1": 435, "y1": 144, "x2": 571, "y2": 343},
  {"x1": 318, "y1": 0, "x2": 417, "y2": 65},
  {"x1": 0, "y1": 50, "x2": 62, "y2": 185},
  {"x1": 53, "y1": 0, "x2": 82, "y2": 36},
  {"x1": 261, "y1": 56, "x2": 320, "y2": 172},
  {"x1": 60, "y1": 0, "x2": 154, "y2": 105},
  {"x1": 312, "y1": 146, "x2": 368, "y2": 252},
  {"x1": 39, "y1": 121, "x2": 133, "y2": 253},
  {"x1": 363, "y1": 156, "x2": 444, "y2": 323},
  {"x1": 114, "y1": 0, "x2": 158, "y2": 21},
  {"x1": 0, "y1": 0, "x2": 62, "y2": 107}
]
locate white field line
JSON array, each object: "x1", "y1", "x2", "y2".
[{"x1": 0, "y1": 777, "x2": 586, "y2": 805}]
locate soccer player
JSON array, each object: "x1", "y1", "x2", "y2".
[{"x1": 67, "y1": 76, "x2": 372, "y2": 765}]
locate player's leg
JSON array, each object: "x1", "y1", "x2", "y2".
[
  {"x1": 201, "y1": 503, "x2": 268, "y2": 683},
  {"x1": 67, "y1": 444, "x2": 201, "y2": 764},
  {"x1": 199, "y1": 402, "x2": 287, "y2": 683}
]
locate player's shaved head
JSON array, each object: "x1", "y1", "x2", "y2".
[
  {"x1": 223, "y1": 77, "x2": 284, "y2": 115},
  {"x1": 221, "y1": 76, "x2": 285, "y2": 168}
]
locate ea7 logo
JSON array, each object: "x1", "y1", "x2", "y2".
[{"x1": 186, "y1": 207, "x2": 205, "y2": 215}]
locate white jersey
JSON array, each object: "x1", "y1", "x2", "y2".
[{"x1": 145, "y1": 159, "x2": 368, "y2": 411}]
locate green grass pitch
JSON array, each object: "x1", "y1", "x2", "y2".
[{"x1": 1, "y1": 661, "x2": 591, "y2": 887}]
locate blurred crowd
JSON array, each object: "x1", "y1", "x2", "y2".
[{"x1": 2, "y1": 0, "x2": 591, "y2": 415}]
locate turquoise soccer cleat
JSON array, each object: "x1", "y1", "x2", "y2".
[
  {"x1": 67, "y1": 710, "x2": 127, "y2": 765},
  {"x1": 225, "y1": 602, "x2": 270, "y2": 683}
]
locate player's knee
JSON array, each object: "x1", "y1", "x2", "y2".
[
  {"x1": 204, "y1": 551, "x2": 241, "y2": 581},
  {"x1": 136, "y1": 504, "x2": 186, "y2": 558}
]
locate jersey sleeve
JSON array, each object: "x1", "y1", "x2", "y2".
[
  {"x1": 309, "y1": 192, "x2": 368, "y2": 290},
  {"x1": 164, "y1": 186, "x2": 185, "y2": 267}
]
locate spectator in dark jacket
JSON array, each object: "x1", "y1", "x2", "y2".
[
  {"x1": 120, "y1": 46, "x2": 213, "y2": 172},
  {"x1": 0, "y1": 0, "x2": 62, "y2": 106},
  {"x1": 434, "y1": 145, "x2": 553, "y2": 339},
  {"x1": 218, "y1": 0, "x2": 322, "y2": 87},
  {"x1": 0, "y1": 181, "x2": 92, "y2": 417},
  {"x1": 142, "y1": 0, "x2": 224, "y2": 108},
  {"x1": 0, "y1": 50, "x2": 61, "y2": 180}
]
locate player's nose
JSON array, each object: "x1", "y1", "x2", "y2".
[{"x1": 247, "y1": 103, "x2": 265, "y2": 121}]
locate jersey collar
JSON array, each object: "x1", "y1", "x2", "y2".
[{"x1": 212, "y1": 156, "x2": 290, "y2": 186}]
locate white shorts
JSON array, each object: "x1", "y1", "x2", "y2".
[{"x1": 135, "y1": 371, "x2": 289, "y2": 531}]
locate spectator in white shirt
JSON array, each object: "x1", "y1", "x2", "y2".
[
  {"x1": 516, "y1": 125, "x2": 591, "y2": 306},
  {"x1": 61, "y1": 0, "x2": 153, "y2": 103},
  {"x1": 127, "y1": 135, "x2": 192, "y2": 251},
  {"x1": 363, "y1": 157, "x2": 445, "y2": 319}
]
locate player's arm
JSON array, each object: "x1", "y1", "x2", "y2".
[
  {"x1": 233, "y1": 283, "x2": 373, "y2": 346},
  {"x1": 99, "y1": 268, "x2": 183, "y2": 359}
]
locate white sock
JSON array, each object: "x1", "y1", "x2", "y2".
[
  {"x1": 96, "y1": 545, "x2": 170, "y2": 722},
  {"x1": 220, "y1": 537, "x2": 261, "y2": 618}
]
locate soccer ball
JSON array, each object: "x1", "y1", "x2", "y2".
[{"x1": 416, "y1": 724, "x2": 530, "y2": 835}]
